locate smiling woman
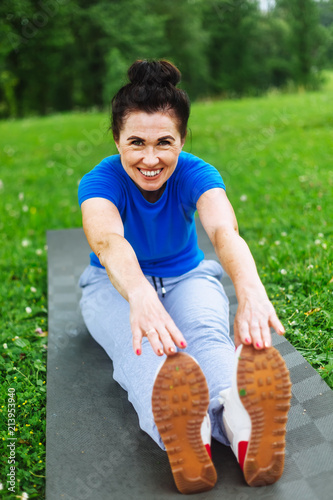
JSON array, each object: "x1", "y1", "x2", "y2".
[{"x1": 77, "y1": 59, "x2": 291, "y2": 494}]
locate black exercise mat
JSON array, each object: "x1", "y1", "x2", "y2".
[{"x1": 46, "y1": 222, "x2": 333, "y2": 500}]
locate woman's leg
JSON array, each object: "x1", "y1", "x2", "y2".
[
  {"x1": 161, "y1": 260, "x2": 235, "y2": 445},
  {"x1": 79, "y1": 260, "x2": 233, "y2": 448},
  {"x1": 79, "y1": 265, "x2": 167, "y2": 449}
]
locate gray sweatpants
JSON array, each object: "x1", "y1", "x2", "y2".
[{"x1": 79, "y1": 259, "x2": 235, "y2": 450}]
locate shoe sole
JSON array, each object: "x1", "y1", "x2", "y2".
[
  {"x1": 152, "y1": 352, "x2": 217, "y2": 494},
  {"x1": 237, "y1": 345, "x2": 292, "y2": 486}
]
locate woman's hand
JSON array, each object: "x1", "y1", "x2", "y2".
[
  {"x1": 129, "y1": 283, "x2": 187, "y2": 356},
  {"x1": 233, "y1": 287, "x2": 285, "y2": 349}
]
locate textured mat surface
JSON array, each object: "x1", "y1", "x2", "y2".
[{"x1": 46, "y1": 222, "x2": 333, "y2": 500}]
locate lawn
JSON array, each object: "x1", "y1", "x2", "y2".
[{"x1": 0, "y1": 78, "x2": 332, "y2": 498}]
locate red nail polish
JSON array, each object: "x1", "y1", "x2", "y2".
[
  {"x1": 256, "y1": 342, "x2": 262, "y2": 349},
  {"x1": 245, "y1": 337, "x2": 251, "y2": 344},
  {"x1": 180, "y1": 341, "x2": 186, "y2": 348},
  {"x1": 136, "y1": 349, "x2": 141, "y2": 356}
]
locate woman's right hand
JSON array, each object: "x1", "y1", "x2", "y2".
[{"x1": 129, "y1": 283, "x2": 187, "y2": 357}]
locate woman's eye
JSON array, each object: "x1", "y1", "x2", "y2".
[
  {"x1": 132, "y1": 140, "x2": 143, "y2": 146},
  {"x1": 159, "y1": 140, "x2": 171, "y2": 146}
]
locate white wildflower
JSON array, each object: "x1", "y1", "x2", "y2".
[
  {"x1": 3, "y1": 343, "x2": 8, "y2": 349},
  {"x1": 0, "y1": 180, "x2": 4, "y2": 190},
  {"x1": 22, "y1": 493, "x2": 29, "y2": 500},
  {"x1": 258, "y1": 238, "x2": 266, "y2": 246},
  {"x1": 44, "y1": 245, "x2": 48, "y2": 251},
  {"x1": 280, "y1": 269, "x2": 287, "y2": 275},
  {"x1": 30, "y1": 286, "x2": 37, "y2": 293},
  {"x1": 25, "y1": 307, "x2": 32, "y2": 314},
  {"x1": 22, "y1": 205, "x2": 29, "y2": 212},
  {"x1": 318, "y1": 233, "x2": 324, "y2": 238},
  {"x1": 315, "y1": 239, "x2": 321, "y2": 245},
  {"x1": 36, "y1": 249, "x2": 42, "y2": 256},
  {"x1": 21, "y1": 239, "x2": 30, "y2": 247},
  {"x1": 18, "y1": 192, "x2": 24, "y2": 201},
  {"x1": 275, "y1": 240, "x2": 281, "y2": 246},
  {"x1": 281, "y1": 232, "x2": 287, "y2": 237},
  {"x1": 4, "y1": 146, "x2": 15, "y2": 156},
  {"x1": 322, "y1": 243, "x2": 327, "y2": 250},
  {"x1": 240, "y1": 194, "x2": 247, "y2": 202},
  {"x1": 307, "y1": 264, "x2": 314, "y2": 270}
]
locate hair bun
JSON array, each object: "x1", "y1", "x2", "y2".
[{"x1": 128, "y1": 60, "x2": 181, "y2": 87}]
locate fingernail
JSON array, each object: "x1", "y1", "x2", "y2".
[
  {"x1": 136, "y1": 349, "x2": 141, "y2": 356},
  {"x1": 256, "y1": 342, "x2": 262, "y2": 349},
  {"x1": 169, "y1": 347, "x2": 175, "y2": 353},
  {"x1": 245, "y1": 337, "x2": 251, "y2": 344},
  {"x1": 158, "y1": 348, "x2": 164, "y2": 355},
  {"x1": 180, "y1": 341, "x2": 186, "y2": 348},
  {"x1": 264, "y1": 341, "x2": 270, "y2": 348}
]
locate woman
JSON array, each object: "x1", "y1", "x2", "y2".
[{"x1": 78, "y1": 60, "x2": 291, "y2": 494}]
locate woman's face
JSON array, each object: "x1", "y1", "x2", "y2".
[{"x1": 115, "y1": 110, "x2": 185, "y2": 200}]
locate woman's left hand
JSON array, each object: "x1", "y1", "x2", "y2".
[{"x1": 233, "y1": 287, "x2": 285, "y2": 349}]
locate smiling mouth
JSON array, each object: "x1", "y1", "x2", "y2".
[{"x1": 138, "y1": 168, "x2": 163, "y2": 178}]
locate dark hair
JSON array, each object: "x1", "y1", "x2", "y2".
[{"x1": 111, "y1": 60, "x2": 190, "y2": 141}]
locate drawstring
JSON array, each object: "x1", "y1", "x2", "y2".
[
  {"x1": 159, "y1": 277, "x2": 166, "y2": 297},
  {"x1": 152, "y1": 276, "x2": 166, "y2": 298}
]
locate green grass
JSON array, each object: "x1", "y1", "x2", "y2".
[{"x1": 0, "y1": 80, "x2": 332, "y2": 497}]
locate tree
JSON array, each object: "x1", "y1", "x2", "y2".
[
  {"x1": 147, "y1": 0, "x2": 210, "y2": 99},
  {"x1": 275, "y1": 0, "x2": 326, "y2": 87},
  {"x1": 202, "y1": 0, "x2": 265, "y2": 96},
  {"x1": 317, "y1": 0, "x2": 333, "y2": 68}
]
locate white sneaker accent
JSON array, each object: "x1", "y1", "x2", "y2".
[
  {"x1": 218, "y1": 345, "x2": 251, "y2": 463},
  {"x1": 201, "y1": 412, "x2": 212, "y2": 449}
]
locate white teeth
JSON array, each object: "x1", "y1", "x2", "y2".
[{"x1": 139, "y1": 169, "x2": 162, "y2": 177}]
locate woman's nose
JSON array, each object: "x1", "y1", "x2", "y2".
[{"x1": 142, "y1": 148, "x2": 159, "y2": 167}]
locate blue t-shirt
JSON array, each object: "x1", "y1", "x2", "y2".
[{"x1": 78, "y1": 151, "x2": 225, "y2": 277}]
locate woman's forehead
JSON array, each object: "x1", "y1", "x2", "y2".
[{"x1": 121, "y1": 110, "x2": 180, "y2": 136}]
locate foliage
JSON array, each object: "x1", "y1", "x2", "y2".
[
  {"x1": 0, "y1": 0, "x2": 332, "y2": 117},
  {"x1": 275, "y1": 0, "x2": 328, "y2": 88}
]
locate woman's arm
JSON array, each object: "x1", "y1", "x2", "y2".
[
  {"x1": 197, "y1": 188, "x2": 285, "y2": 349},
  {"x1": 81, "y1": 197, "x2": 186, "y2": 356}
]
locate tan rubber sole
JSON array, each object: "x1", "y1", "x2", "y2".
[
  {"x1": 237, "y1": 345, "x2": 292, "y2": 486},
  {"x1": 152, "y1": 352, "x2": 217, "y2": 494}
]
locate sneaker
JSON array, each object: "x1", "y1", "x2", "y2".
[
  {"x1": 219, "y1": 344, "x2": 291, "y2": 486},
  {"x1": 152, "y1": 352, "x2": 217, "y2": 494}
]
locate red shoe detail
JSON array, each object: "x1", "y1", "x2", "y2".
[
  {"x1": 238, "y1": 441, "x2": 248, "y2": 470},
  {"x1": 205, "y1": 443, "x2": 212, "y2": 459}
]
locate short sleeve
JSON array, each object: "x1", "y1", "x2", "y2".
[
  {"x1": 78, "y1": 155, "x2": 125, "y2": 213},
  {"x1": 176, "y1": 152, "x2": 225, "y2": 210}
]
